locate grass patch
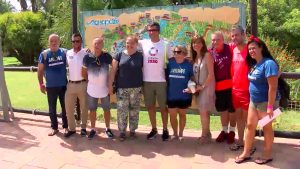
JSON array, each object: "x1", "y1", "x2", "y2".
[
  {"x1": 3, "y1": 57, "x2": 22, "y2": 66},
  {"x1": 4, "y1": 71, "x2": 300, "y2": 131}
]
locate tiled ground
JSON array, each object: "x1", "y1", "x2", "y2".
[{"x1": 0, "y1": 113, "x2": 299, "y2": 169}]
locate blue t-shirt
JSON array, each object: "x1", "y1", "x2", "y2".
[
  {"x1": 167, "y1": 58, "x2": 193, "y2": 101},
  {"x1": 248, "y1": 58, "x2": 280, "y2": 103},
  {"x1": 114, "y1": 51, "x2": 143, "y2": 88},
  {"x1": 38, "y1": 48, "x2": 67, "y2": 87}
]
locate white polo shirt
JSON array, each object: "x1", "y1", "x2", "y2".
[
  {"x1": 66, "y1": 48, "x2": 87, "y2": 81},
  {"x1": 139, "y1": 39, "x2": 173, "y2": 82}
]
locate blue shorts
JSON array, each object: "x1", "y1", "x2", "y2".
[{"x1": 87, "y1": 94, "x2": 110, "y2": 111}]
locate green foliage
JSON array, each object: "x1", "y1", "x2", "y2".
[
  {"x1": 260, "y1": 35, "x2": 300, "y2": 72},
  {"x1": 41, "y1": 1, "x2": 72, "y2": 49},
  {"x1": 257, "y1": 0, "x2": 300, "y2": 56},
  {"x1": 0, "y1": 0, "x2": 13, "y2": 13},
  {"x1": 0, "y1": 12, "x2": 47, "y2": 65}
]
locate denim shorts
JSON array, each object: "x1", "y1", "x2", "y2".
[
  {"x1": 249, "y1": 100, "x2": 279, "y2": 112},
  {"x1": 87, "y1": 94, "x2": 110, "y2": 111}
]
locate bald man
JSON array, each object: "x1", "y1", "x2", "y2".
[
  {"x1": 37, "y1": 34, "x2": 68, "y2": 136},
  {"x1": 210, "y1": 31, "x2": 236, "y2": 144},
  {"x1": 82, "y1": 37, "x2": 114, "y2": 140}
]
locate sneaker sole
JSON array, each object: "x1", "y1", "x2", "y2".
[{"x1": 147, "y1": 135, "x2": 157, "y2": 140}]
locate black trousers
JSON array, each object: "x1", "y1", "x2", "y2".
[{"x1": 46, "y1": 86, "x2": 68, "y2": 130}]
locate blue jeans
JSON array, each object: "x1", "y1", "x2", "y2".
[{"x1": 46, "y1": 86, "x2": 68, "y2": 130}]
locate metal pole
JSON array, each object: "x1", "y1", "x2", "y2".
[
  {"x1": 72, "y1": 0, "x2": 78, "y2": 34},
  {"x1": 250, "y1": 0, "x2": 258, "y2": 36}
]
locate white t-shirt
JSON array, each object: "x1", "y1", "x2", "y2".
[
  {"x1": 66, "y1": 49, "x2": 87, "y2": 81},
  {"x1": 82, "y1": 53, "x2": 112, "y2": 98},
  {"x1": 139, "y1": 39, "x2": 173, "y2": 82}
]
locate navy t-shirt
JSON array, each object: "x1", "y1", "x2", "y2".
[
  {"x1": 114, "y1": 51, "x2": 143, "y2": 88},
  {"x1": 38, "y1": 48, "x2": 67, "y2": 87},
  {"x1": 248, "y1": 58, "x2": 280, "y2": 103},
  {"x1": 167, "y1": 58, "x2": 193, "y2": 101}
]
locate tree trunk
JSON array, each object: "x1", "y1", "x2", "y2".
[
  {"x1": 31, "y1": 0, "x2": 38, "y2": 12},
  {"x1": 19, "y1": 0, "x2": 28, "y2": 11}
]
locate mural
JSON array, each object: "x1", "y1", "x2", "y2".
[{"x1": 80, "y1": 3, "x2": 246, "y2": 55}]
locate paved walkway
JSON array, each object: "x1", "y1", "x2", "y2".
[{"x1": 0, "y1": 113, "x2": 299, "y2": 169}]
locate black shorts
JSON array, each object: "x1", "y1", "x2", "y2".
[
  {"x1": 167, "y1": 99, "x2": 192, "y2": 109},
  {"x1": 215, "y1": 89, "x2": 235, "y2": 113}
]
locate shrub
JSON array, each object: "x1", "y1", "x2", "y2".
[{"x1": 0, "y1": 12, "x2": 47, "y2": 65}]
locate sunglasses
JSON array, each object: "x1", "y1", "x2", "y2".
[
  {"x1": 173, "y1": 50, "x2": 183, "y2": 54},
  {"x1": 96, "y1": 57, "x2": 101, "y2": 65},
  {"x1": 147, "y1": 29, "x2": 159, "y2": 32},
  {"x1": 72, "y1": 40, "x2": 81, "y2": 43}
]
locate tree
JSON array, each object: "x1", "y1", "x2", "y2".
[
  {"x1": 0, "y1": 0, "x2": 13, "y2": 13},
  {"x1": 0, "y1": 12, "x2": 47, "y2": 65}
]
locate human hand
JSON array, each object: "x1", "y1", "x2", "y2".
[
  {"x1": 267, "y1": 107, "x2": 274, "y2": 118},
  {"x1": 40, "y1": 84, "x2": 46, "y2": 94}
]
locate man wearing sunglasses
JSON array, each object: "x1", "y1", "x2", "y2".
[
  {"x1": 37, "y1": 34, "x2": 68, "y2": 136},
  {"x1": 64, "y1": 33, "x2": 89, "y2": 138},
  {"x1": 82, "y1": 37, "x2": 114, "y2": 140},
  {"x1": 139, "y1": 22, "x2": 173, "y2": 141}
]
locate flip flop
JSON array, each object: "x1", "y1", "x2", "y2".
[
  {"x1": 254, "y1": 158, "x2": 273, "y2": 165},
  {"x1": 250, "y1": 147, "x2": 257, "y2": 155},
  {"x1": 235, "y1": 156, "x2": 252, "y2": 164},
  {"x1": 230, "y1": 143, "x2": 244, "y2": 151}
]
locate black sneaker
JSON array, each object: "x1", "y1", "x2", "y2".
[
  {"x1": 130, "y1": 131, "x2": 136, "y2": 138},
  {"x1": 80, "y1": 128, "x2": 87, "y2": 137},
  {"x1": 119, "y1": 132, "x2": 126, "y2": 142},
  {"x1": 147, "y1": 128, "x2": 158, "y2": 140},
  {"x1": 105, "y1": 128, "x2": 114, "y2": 138},
  {"x1": 162, "y1": 129, "x2": 169, "y2": 141},
  {"x1": 64, "y1": 130, "x2": 76, "y2": 138},
  {"x1": 88, "y1": 129, "x2": 96, "y2": 140}
]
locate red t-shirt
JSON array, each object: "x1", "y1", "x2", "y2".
[{"x1": 231, "y1": 45, "x2": 249, "y2": 91}]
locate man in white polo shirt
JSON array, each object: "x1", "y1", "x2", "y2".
[
  {"x1": 139, "y1": 22, "x2": 173, "y2": 141},
  {"x1": 64, "y1": 33, "x2": 88, "y2": 138}
]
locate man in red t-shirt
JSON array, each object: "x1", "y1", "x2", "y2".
[
  {"x1": 210, "y1": 31, "x2": 236, "y2": 144},
  {"x1": 230, "y1": 25, "x2": 251, "y2": 151}
]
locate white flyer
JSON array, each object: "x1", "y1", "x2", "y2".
[{"x1": 258, "y1": 108, "x2": 282, "y2": 128}]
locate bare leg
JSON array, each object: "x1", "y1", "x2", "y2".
[
  {"x1": 104, "y1": 110, "x2": 111, "y2": 128},
  {"x1": 147, "y1": 105, "x2": 156, "y2": 129},
  {"x1": 200, "y1": 110, "x2": 210, "y2": 136},
  {"x1": 178, "y1": 109, "x2": 186, "y2": 137},
  {"x1": 161, "y1": 107, "x2": 168, "y2": 130},
  {"x1": 169, "y1": 108, "x2": 178, "y2": 137},
  {"x1": 90, "y1": 110, "x2": 96, "y2": 128},
  {"x1": 238, "y1": 106, "x2": 258, "y2": 158}
]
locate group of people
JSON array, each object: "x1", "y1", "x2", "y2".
[{"x1": 37, "y1": 22, "x2": 280, "y2": 165}]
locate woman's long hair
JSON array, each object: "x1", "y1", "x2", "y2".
[
  {"x1": 190, "y1": 36, "x2": 208, "y2": 63},
  {"x1": 246, "y1": 35, "x2": 279, "y2": 69}
]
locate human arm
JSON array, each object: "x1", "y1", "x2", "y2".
[
  {"x1": 37, "y1": 63, "x2": 46, "y2": 94},
  {"x1": 196, "y1": 53, "x2": 214, "y2": 92},
  {"x1": 109, "y1": 59, "x2": 119, "y2": 95},
  {"x1": 267, "y1": 76, "x2": 278, "y2": 118}
]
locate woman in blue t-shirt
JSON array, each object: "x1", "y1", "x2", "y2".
[
  {"x1": 166, "y1": 45, "x2": 193, "y2": 141},
  {"x1": 236, "y1": 36, "x2": 279, "y2": 164}
]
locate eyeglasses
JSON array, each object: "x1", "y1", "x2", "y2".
[
  {"x1": 147, "y1": 29, "x2": 159, "y2": 32},
  {"x1": 173, "y1": 50, "x2": 182, "y2": 54},
  {"x1": 95, "y1": 57, "x2": 101, "y2": 65},
  {"x1": 72, "y1": 40, "x2": 81, "y2": 43}
]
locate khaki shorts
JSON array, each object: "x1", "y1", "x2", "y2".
[
  {"x1": 143, "y1": 82, "x2": 167, "y2": 109},
  {"x1": 249, "y1": 100, "x2": 279, "y2": 112}
]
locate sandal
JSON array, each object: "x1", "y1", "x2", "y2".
[
  {"x1": 254, "y1": 157, "x2": 273, "y2": 165},
  {"x1": 198, "y1": 134, "x2": 212, "y2": 144},
  {"x1": 250, "y1": 147, "x2": 256, "y2": 156},
  {"x1": 230, "y1": 143, "x2": 244, "y2": 151},
  {"x1": 235, "y1": 156, "x2": 252, "y2": 164}
]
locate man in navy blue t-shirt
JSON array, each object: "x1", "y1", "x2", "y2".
[{"x1": 37, "y1": 34, "x2": 68, "y2": 136}]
